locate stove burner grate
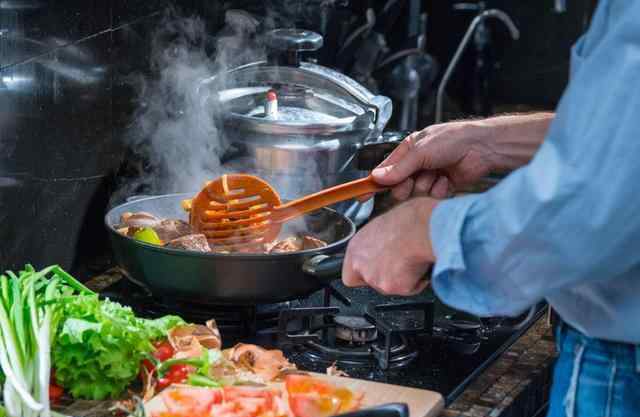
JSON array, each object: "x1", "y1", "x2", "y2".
[{"x1": 277, "y1": 301, "x2": 434, "y2": 370}]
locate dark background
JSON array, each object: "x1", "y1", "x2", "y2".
[{"x1": 0, "y1": 0, "x2": 597, "y2": 274}]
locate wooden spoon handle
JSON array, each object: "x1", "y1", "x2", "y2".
[{"x1": 271, "y1": 175, "x2": 387, "y2": 223}]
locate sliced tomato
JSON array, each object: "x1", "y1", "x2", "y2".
[
  {"x1": 157, "y1": 377, "x2": 171, "y2": 390},
  {"x1": 285, "y1": 375, "x2": 362, "y2": 416},
  {"x1": 285, "y1": 375, "x2": 335, "y2": 396},
  {"x1": 49, "y1": 384, "x2": 64, "y2": 403},
  {"x1": 165, "y1": 364, "x2": 191, "y2": 385},
  {"x1": 161, "y1": 387, "x2": 223, "y2": 416},
  {"x1": 224, "y1": 386, "x2": 276, "y2": 400},
  {"x1": 209, "y1": 403, "x2": 252, "y2": 417},
  {"x1": 223, "y1": 386, "x2": 282, "y2": 417},
  {"x1": 289, "y1": 393, "x2": 341, "y2": 417},
  {"x1": 144, "y1": 341, "x2": 177, "y2": 373},
  {"x1": 154, "y1": 341, "x2": 176, "y2": 361}
]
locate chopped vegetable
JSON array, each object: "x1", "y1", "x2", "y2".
[
  {"x1": 187, "y1": 374, "x2": 222, "y2": 388},
  {"x1": 133, "y1": 228, "x2": 163, "y2": 245},
  {"x1": 154, "y1": 386, "x2": 283, "y2": 417},
  {"x1": 48, "y1": 385, "x2": 64, "y2": 403},
  {"x1": 52, "y1": 295, "x2": 183, "y2": 400}
]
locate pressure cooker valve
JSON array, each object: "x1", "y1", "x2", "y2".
[{"x1": 265, "y1": 29, "x2": 324, "y2": 67}]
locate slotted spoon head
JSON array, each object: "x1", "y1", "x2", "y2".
[{"x1": 189, "y1": 174, "x2": 283, "y2": 248}]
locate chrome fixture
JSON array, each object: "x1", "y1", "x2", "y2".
[{"x1": 435, "y1": 8, "x2": 520, "y2": 123}]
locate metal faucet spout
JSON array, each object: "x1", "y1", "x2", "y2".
[{"x1": 435, "y1": 9, "x2": 520, "y2": 123}]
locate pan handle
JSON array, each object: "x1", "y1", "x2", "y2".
[
  {"x1": 356, "y1": 131, "x2": 409, "y2": 171},
  {"x1": 335, "y1": 403, "x2": 409, "y2": 417},
  {"x1": 302, "y1": 254, "x2": 345, "y2": 285}
]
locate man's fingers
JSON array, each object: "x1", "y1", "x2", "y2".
[
  {"x1": 341, "y1": 246, "x2": 367, "y2": 288},
  {"x1": 413, "y1": 172, "x2": 438, "y2": 196},
  {"x1": 370, "y1": 136, "x2": 423, "y2": 185},
  {"x1": 406, "y1": 279, "x2": 430, "y2": 296},
  {"x1": 377, "y1": 136, "x2": 414, "y2": 168},
  {"x1": 431, "y1": 176, "x2": 450, "y2": 199},
  {"x1": 391, "y1": 178, "x2": 415, "y2": 201}
]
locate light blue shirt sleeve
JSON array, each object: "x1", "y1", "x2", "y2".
[{"x1": 429, "y1": 0, "x2": 640, "y2": 337}]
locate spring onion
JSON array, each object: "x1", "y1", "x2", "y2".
[
  {"x1": 0, "y1": 265, "x2": 92, "y2": 417},
  {"x1": 186, "y1": 374, "x2": 222, "y2": 388}
]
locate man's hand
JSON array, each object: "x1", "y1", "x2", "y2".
[
  {"x1": 365, "y1": 114, "x2": 553, "y2": 201},
  {"x1": 342, "y1": 197, "x2": 438, "y2": 296}
]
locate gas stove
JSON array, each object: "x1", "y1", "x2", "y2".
[{"x1": 90, "y1": 269, "x2": 543, "y2": 405}]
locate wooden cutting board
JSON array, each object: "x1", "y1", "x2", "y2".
[{"x1": 145, "y1": 373, "x2": 443, "y2": 417}]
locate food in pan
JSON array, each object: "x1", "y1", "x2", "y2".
[{"x1": 117, "y1": 211, "x2": 328, "y2": 254}]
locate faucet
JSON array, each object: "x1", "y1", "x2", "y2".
[
  {"x1": 435, "y1": 8, "x2": 520, "y2": 123},
  {"x1": 555, "y1": 0, "x2": 567, "y2": 14}
]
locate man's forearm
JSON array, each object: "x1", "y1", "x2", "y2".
[{"x1": 473, "y1": 112, "x2": 555, "y2": 173}]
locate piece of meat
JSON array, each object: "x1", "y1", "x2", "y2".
[
  {"x1": 166, "y1": 234, "x2": 210, "y2": 252},
  {"x1": 168, "y1": 321, "x2": 222, "y2": 360},
  {"x1": 228, "y1": 344, "x2": 296, "y2": 382},
  {"x1": 302, "y1": 235, "x2": 327, "y2": 250},
  {"x1": 268, "y1": 237, "x2": 303, "y2": 253},
  {"x1": 154, "y1": 219, "x2": 193, "y2": 242}
]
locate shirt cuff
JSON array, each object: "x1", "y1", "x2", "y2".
[
  {"x1": 429, "y1": 194, "x2": 496, "y2": 317},
  {"x1": 430, "y1": 194, "x2": 480, "y2": 276}
]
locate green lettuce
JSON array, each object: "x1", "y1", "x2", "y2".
[{"x1": 52, "y1": 295, "x2": 183, "y2": 400}]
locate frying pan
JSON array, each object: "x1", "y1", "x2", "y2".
[
  {"x1": 105, "y1": 134, "x2": 405, "y2": 305},
  {"x1": 105, "y1": 193, "x2": 354, "y2": 305}
]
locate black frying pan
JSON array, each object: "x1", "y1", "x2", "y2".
[
  {"x1": 105, "y1": 193, "x2": 354, "y2": 305},
  {"x1": 105, "y1": 135, "x2": 405, "y2": 305}
]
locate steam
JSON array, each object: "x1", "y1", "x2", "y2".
[{"x1": 118, "y1": 8, "x2": 265, "y2": 200}]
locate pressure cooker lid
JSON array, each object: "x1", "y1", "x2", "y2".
[{"x1": 198, "y1": 29, "x2": 392, "y2": 135}]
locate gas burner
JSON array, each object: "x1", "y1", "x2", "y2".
[
  {"x1": 278, "y1": 302, "x2": 434, "y2": 370},
  {"x1": 433, "y1": 318, "x2": 484, "y2": 355},
  {"x1": 334, "y1": 315, "x2": 378, "y2": 343}
]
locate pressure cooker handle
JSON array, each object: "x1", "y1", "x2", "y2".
[
  {"x1": 265, "y1": 29, "x2": 324, "y2": 67},
  {"x1": 356, "y1": 131, "x2": 409, "y2": 171}
]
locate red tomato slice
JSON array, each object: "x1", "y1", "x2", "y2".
[
  {"x1": 285, "y1": 375, "x2": 363, "y2": 416},
  {"x1": 223, "y1": 386, "x2": 281, "y2": 417},
  {"x1": 154, "y1": 341, "x2": 176, "y2": 361},
  {"x1": 49, "y1": 384, "x2": 64, "y2": 403},
  {"x1": 289, "y1": 393, "x2": 341, "y2": 417},
  {"x1": 226, "y1": 386, "x2": 277, "y2": 406},
  {"x1": 285, "y1": 375, "x2": 335, "y2": 396},
  {"x1": 143, "y1": 340, "x2": 176, "y2": 375},
  {"x1": 210, "y1": 403, "x2": 251, "y2": 417},
  {"x1": 161, "y1": 387, "x2": 223, "y2": 416}
]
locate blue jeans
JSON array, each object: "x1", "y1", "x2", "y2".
[{"x1": 548, "y1": 324, "x2": 640, "y2": 417}]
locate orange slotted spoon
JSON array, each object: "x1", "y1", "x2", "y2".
[{"x1": 187, "y1": 174, "x2": 387, "y2": 249}]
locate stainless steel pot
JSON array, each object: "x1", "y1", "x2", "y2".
[{"x1": 197, "y1": 29, "x2": 393, "y2": 225}]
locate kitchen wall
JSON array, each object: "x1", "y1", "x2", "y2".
[{"x1": 0, "y1": 0, "x2": 175, "y2": 272}]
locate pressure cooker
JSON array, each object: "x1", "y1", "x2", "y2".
[{"x1": 197, "y1": 29, "x2": 398, "y2": 225}]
